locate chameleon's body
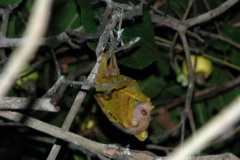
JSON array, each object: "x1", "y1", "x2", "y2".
[{"x1": 94, "y1": 52, "x2": 154, "y2": 141}]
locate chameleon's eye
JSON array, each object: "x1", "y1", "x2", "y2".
[{"x1": 141, "y1": 110, "x2": 147, "y2": 116}]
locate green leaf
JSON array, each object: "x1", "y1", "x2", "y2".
[
  {"x1": 221, "y1": 22, "x2": 240, "y2": 42},
  {"x1": 138, "y1": 75, "x2": 164, "y2": 99},
  {"x1": 231, "y1": 48, "x2": 240, "y2": 67},
  {"x1": 78, "y1": 1, "x2": 100, "y2": 33},
  {"x1": 77, "y1": 0, "x2": 104, "y2": 50},
  {"x1": 156, "y1": 57, "x2": 171, "y2": 76},
  {"x1": 194, "y1": 102, "x2": 209, "y2": 125},
  {"x1": 118, "y1": 11, "x2": 159, "y2": 69},
  {"x1": 50, "y1": 0, "x2": 81, "y2": 34},
  {"x1": 208, "y1": 40, "x2": 230, "y2": 52},
  {"x1": 0, "y1": 0, "x2": 22, "y2": 7},
  {"x1": 206, "y1": 66, "x2": 229, "y2": 87}
]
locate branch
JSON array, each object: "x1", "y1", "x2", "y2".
[
  {"x1": 152, "y1": 0, "x2": 240, "y2": 31},
  {"x1": 0, "y1": 111, "x2": 238, "y2": 160},
  {"x1": 185, "y1": 0, "x2": 240, "y2": 27},
  {"x1": 0, "y1": 111, "x2": 159, "y2": 160},
  {"x1": 199, "y1": 30, "x2": 240, "y2": 49},
  {"x1": 0, "y1": 97, "x2": 58, "y2": 112}
]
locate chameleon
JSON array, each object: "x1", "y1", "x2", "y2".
[{"x1": 94, "y1": 52, "x2": 154, "y2": 141}]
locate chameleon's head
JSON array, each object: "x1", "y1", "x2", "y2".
[
  {"x1": 131, "y1": 101, "x2": 153, "y2": 134},
  {"x1": 113, "y1": 101, "x2": 154, "y2": 141},
  {"x1": 132, "y1": 101, "x2": 154, "y2": 141}
]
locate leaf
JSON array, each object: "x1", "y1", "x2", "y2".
[
  {"x1": 194, "y1": 102, "x2": 209, "y2": 125},
  {"x1": 51, "y1": 0, "x2": 81, "y2": 34},
  {"x1": 118, "y1": 11, "x2": 159, "y2": 69},
  {"x1": 221, "y1": 22, "x2": 240, "y2": 42},
  {"x1": 209, "y1": 40, "x2": 230, "y2": 52},
  {"x1": 77, "y1": 0, "x2": 104, "y2": 50},
  {"x1": 77, "y1": 1, "x2": 100, "y2": 33},
  {"x1": 231, "y1": 48, "x2": 240, "y2": 67},
  {"x1": 0, "y1": 0, "x2": 22, "y2": 7},
  {"x1": 156, "y1": 57, "x2": 172, "y2": 76},
  {"x1": 138, "y1": 75, "x2": 164, "y2": 99}
]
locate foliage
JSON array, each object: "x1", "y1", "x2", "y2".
[{"x1": 1, "y1": 0, "x2": 240, "y2": 159}]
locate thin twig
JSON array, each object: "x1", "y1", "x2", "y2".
[
  {"x1": 49, "y1": 48, "x2": 61, "y2": 79},
  {"x1": 0, "y1": 8, "x2": 10, "y2": 36},
  {"x1": 42, "y1": 76, "x2": 65, "y2": 98},
  {"x1": 179, "y1": 32, "x2": 196, "y2": 136},
  {"x1": 168, "y1": 0, "x2": 195, "y2": 77},
  {"x1": 203, "y1": 0, "x2": 221, "y2": 34},
  {"x1": 146, "y1": 144, "x2": 175, "y2": 154},
  {"x1": 199, "y1": 30, "x2": 240, "y2": 49}
]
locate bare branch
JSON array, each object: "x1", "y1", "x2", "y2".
[
  {"x1": 152, "y1": 0, "x2": 240, "y2": 31},
  {"x1": 186, "y1": 0, "x2": 240, "y2": 27},
  {"x1": 179, "y1": 32, "x2": 196, "y2": 139},
  {"x1": 0, "y1": 110, "x2": 239, "y2": 159},
  {"x1": 0, "y1": 97, "x2": 58, "y2": 112},
  {"x1": 199, "y1": 30, "x2": 240, "y2": 49}
]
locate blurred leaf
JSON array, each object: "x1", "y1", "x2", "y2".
[
  {"x1": 51, "y1": 0, "x2": 81, "y2": 34},
  {"x1": 231, "y1": 48, "x2": 240, "y2": 67},
  {"x1": 206, "y1": 66, "x2": 229, "y2": 87},
  {"x1": 0, "y1": 0, "x2": 22, "y2": 7},
  {"x1": 156, "y1": 57, "x2": 172, "y2": 76},
  {"x1": 77, "y1": 0, "x2": 104, "y2": 50},
  {"x1": 73, "y1": 154, "x2": 85, "y2": 160},
  {"x1": 209, "y1": 40, "x2": 230, "y2": 52},
  {"x1": 7, "y1": 15, "x2": 17, "y2": 37},
  {"x1": 77, "y1": 0, "x2": 100, "y2": 33},
  {"x1": 194, "y1": 102, "x2": 209, "y2": 125},
  {"x1": 221, "y1": 22, "x2": 240, "y2": 42},
  {"x1": 119, "y1": 12, "x2": 159, "y2": 69},
  {"x1": 138, "y1": 75, "x2": 164, "y2": 99}
]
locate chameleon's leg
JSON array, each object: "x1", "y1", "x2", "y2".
[{"x1": 107, "y1": 54, "x2": 120, "y2": 76}]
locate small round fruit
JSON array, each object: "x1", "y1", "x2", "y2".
[{"x1": 182, "y1": 55, "x2": 213, "y2": 79}]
